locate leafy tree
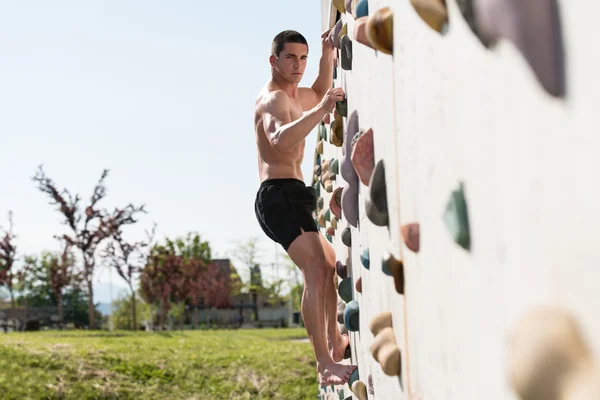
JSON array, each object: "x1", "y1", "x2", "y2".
[
  {"x1": 231, "y1": 237, "x2": 264, "y2": 321},
  {"x1": 33, "y1": 165, "x2": 146, "y2": 329},
  {"x1": 110, "y1": 288, "x2": 152, "y2": 330},
  {"x1": 0, "y1": 211, "x2": 17, "y2": 308},
  {"x1": 18, "y1": 252, "x2": 92, "y2": 327}
]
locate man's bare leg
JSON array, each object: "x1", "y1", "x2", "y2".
[
  {"x1": 287, "y1": 231, "x2": 356, "y2": 385},
  {"x1": 319, "y1": 235, "x2": 349, "y2": 362}
]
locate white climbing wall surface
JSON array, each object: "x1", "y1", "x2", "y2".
[{"x1": 314, "y1": 1, "x2": 600, "y2": 399}]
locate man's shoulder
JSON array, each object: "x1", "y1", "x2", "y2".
[{"x1": 258, "y1": 89, "x2": 291, "y2": 113}]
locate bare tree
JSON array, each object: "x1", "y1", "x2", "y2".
[
  {"x1": 103, "y1": 223, "x2": 156, "y2": 330},
  {"x1": 33, "y1": 165, "x2": 146, "y2": 329},
  {"x1": 0, "y1": 211, "x2": 17, "y2": 308}
]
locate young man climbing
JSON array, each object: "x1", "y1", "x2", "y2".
[{"x1": 253, "y1": 29, "x2": 357, "y2": 385}]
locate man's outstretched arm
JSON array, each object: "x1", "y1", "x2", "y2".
[{"x1": 265, "y1": 88, "x2": 343, "y2": 152}]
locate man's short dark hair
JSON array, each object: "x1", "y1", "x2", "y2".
[{"x1": 271, "y1": 30, "x2": 308, "y2": 57}]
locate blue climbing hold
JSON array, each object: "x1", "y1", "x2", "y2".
[
  {"x1": 355, "y1": 0, "x2": 368, "y2": 18},
  {"x1": 360, "y1": 248, "x2": 370, "y2": 269},
  {"x1": 343, "y1": 300, "x2": 359, "y2": 331}
]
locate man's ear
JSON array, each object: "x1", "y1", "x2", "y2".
[{"x1": 269, "y1": 55, "x2": 276, "y2": 67}]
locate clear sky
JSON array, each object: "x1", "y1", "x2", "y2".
[{"x1": 0, "y1": 1, "x2": 325, "y2": 302}]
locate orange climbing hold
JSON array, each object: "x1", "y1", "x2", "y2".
[{"x1": 366, "y1": 7, "x2": 394, "y2": 55}]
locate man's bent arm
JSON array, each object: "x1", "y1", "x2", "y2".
[
  {"x1": 311, "y1": 51, "x2": 334, "y2": 98},
  {"x1": 264, "y1": 92, "x2": 326, "y2": 152}
]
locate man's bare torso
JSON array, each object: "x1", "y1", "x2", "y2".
[{"x1": 254, "y1": 83, "x2": 307, "y2": 183}]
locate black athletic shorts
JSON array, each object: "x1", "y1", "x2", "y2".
[{"x1": 254, "y1": 178, "x2": 319, "y2": 250}]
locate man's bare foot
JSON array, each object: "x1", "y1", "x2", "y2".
[
  {"x1": 317, "y1": 361, "x2": 357, "y2": 385},
  {"x1": 331, "y1": 333, "x2": 350, "y2": 362}
]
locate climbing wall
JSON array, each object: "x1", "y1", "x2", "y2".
[{"x1": 314, "y1": 1, "x2": 600, "y2": 399}]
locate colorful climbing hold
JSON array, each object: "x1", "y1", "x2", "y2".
[
  {"x1": 340, "y1": 35, "x2": 353, "y2": 71},
  {"x1": 344, "y1": 300, "x2": 360, "y2": 331},
  {"x1": 371, "y1": 326, "x2": 401, "y2": 376},
  {"x1": 330, "y1": 158, "x2": 339, "y2": 175},
  {"x1": 355, "y1": 276, "x2": 362, "y2": 293},
  {"x1": 330, "y1": 186, "x2": 343, "y2": 219},
  {"x1": 382, "y1": 252, "x2": 404, "y2": 295},
  {"x1": 319, "y1": 123, "x2": 327, "y2": 140},
  {"x1": 338, "y1": 23, "x2": 348, "y2": 40},
  {"x1": 366, "y1": 7, "x2": 394, "y2": 55},
  {"x1": 365, "y1": 159, "x2": 389, "y2": 227},
  {"x1": 341, "y1": 227, "x2": 352, "y2": 247},
  {"x1": 473, "y1": 0, "x2": 565, "y2": 97},
  {"x1": 330, "y1": 111, "x2": 344, "y2": 147},
  {"x1": 317, "y1": 140, "x2": 324, "y2": 154},
  {"x1": 336, "y1": 260, "x2": 347, "y2": 279},
  {"x1": 369, "y1": 311, "x2": 393, "y2": 336},
  {"x1": 333, "y1": 0, "x2": 345, "y2": 14},
  {"x1": 326, "y1": 226, "x2": 335, "y2": 237},
  {"x1": 508, "y1": 307, "x2": 600, "y2": 399},
  {"x1": 360, "y1": 248, "x2": 370, "y2": 269},
  {"x1": 355, "y1": 0, "x2": 368, "y2": 18},
  {"x1": 328, "y1": 19, "x2": 344, "y2": 49},
  {"x1": 338, "y1": 277, "x2": 353, "y2": 303},
  {"x1": 350, "y1": 381, "x2": 368, "y2": 400},
  {"x1": 443, "y1": 182, "x2": 470, "y2": 250},
  {"x1": 411, "y1": 0, "x2": 448, "y2": 33},
  {"x1": 336, "y1": 98, "x2": 348, "y2": 118},
  {"x1": 317, "y1": 197, "x2": 324, "y2": 210},
  {"x1": 402, "y1": 223, "x2": 420, "y2": 252},
  {"x1": 348, "y1": 367, "x2": 360, "y2": 388},
  {"x1": 351, "y1": 128, "x2": 375, "y2": 186},
  {"x1": 331, "y1": 216, "x2": 338, "y2": 230},
  {"x1": 345, "y1": 0, "x2": 353, "y2": 16}
]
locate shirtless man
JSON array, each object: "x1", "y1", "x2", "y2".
[{"x1": 253, "y1": 29, "x2": 356, "y2": 385}]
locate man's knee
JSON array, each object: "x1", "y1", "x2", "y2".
[{"x1": 303, "y1": 258, "x2": 329, "y2": 284}]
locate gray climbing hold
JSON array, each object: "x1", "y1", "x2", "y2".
[
  {"x1": 365, "y1": 159, "x2": 388, "y2": 227},
  {"x1": 341, "y1": 227, "x2": 352, "y2": 247},
  {"x1": 341, "y1": 35, "x2": 353, "y2": 71},
  {"x1": 336, "y1": 260, "x2": 347, "y2": 279}
]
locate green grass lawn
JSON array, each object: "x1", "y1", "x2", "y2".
[{"x1": 0, "y1": 328, "x2": 318, "y2": 400}]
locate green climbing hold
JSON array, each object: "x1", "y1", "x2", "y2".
[
  {"x1": 333, "y1": 66, "x2": 337, "y2": 80},
  {"x1": 319, "y1": 123, "x2": 327, "y2": 140},
  {"x1": 326, "y1": 234, "x2": 333, "y2": 243},
  {"x1": 336, "y1": 99, "x2": 348, "y2": 118},
  {"x1": 331, "y1": 158, "x2": 339, "y2": 175},
  {"x1": 348, "y1": 367, "x2": 360, "y2": 388},
  {"x1": 443, "y1": 182, "x2": 470, "y2": 250},
  {"x1": 325, "y1": 208, "x2": 331, "y2": 222},
  {"x1": 317, "y1": 197, "x2": 324, "y2": 209},
  {"x1": 360, "y1": 248, "x2": 370, "y2": 269},
  {"x1": 338, "y1": 277, "x2": 353, "y2": 303},
  {"x1": 338, "y1": 389, "x2": 345, "y2": 400}
]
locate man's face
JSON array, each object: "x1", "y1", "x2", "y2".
[{"x1": 272, "y1": 42, "x2": 308, "y2": 83}]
